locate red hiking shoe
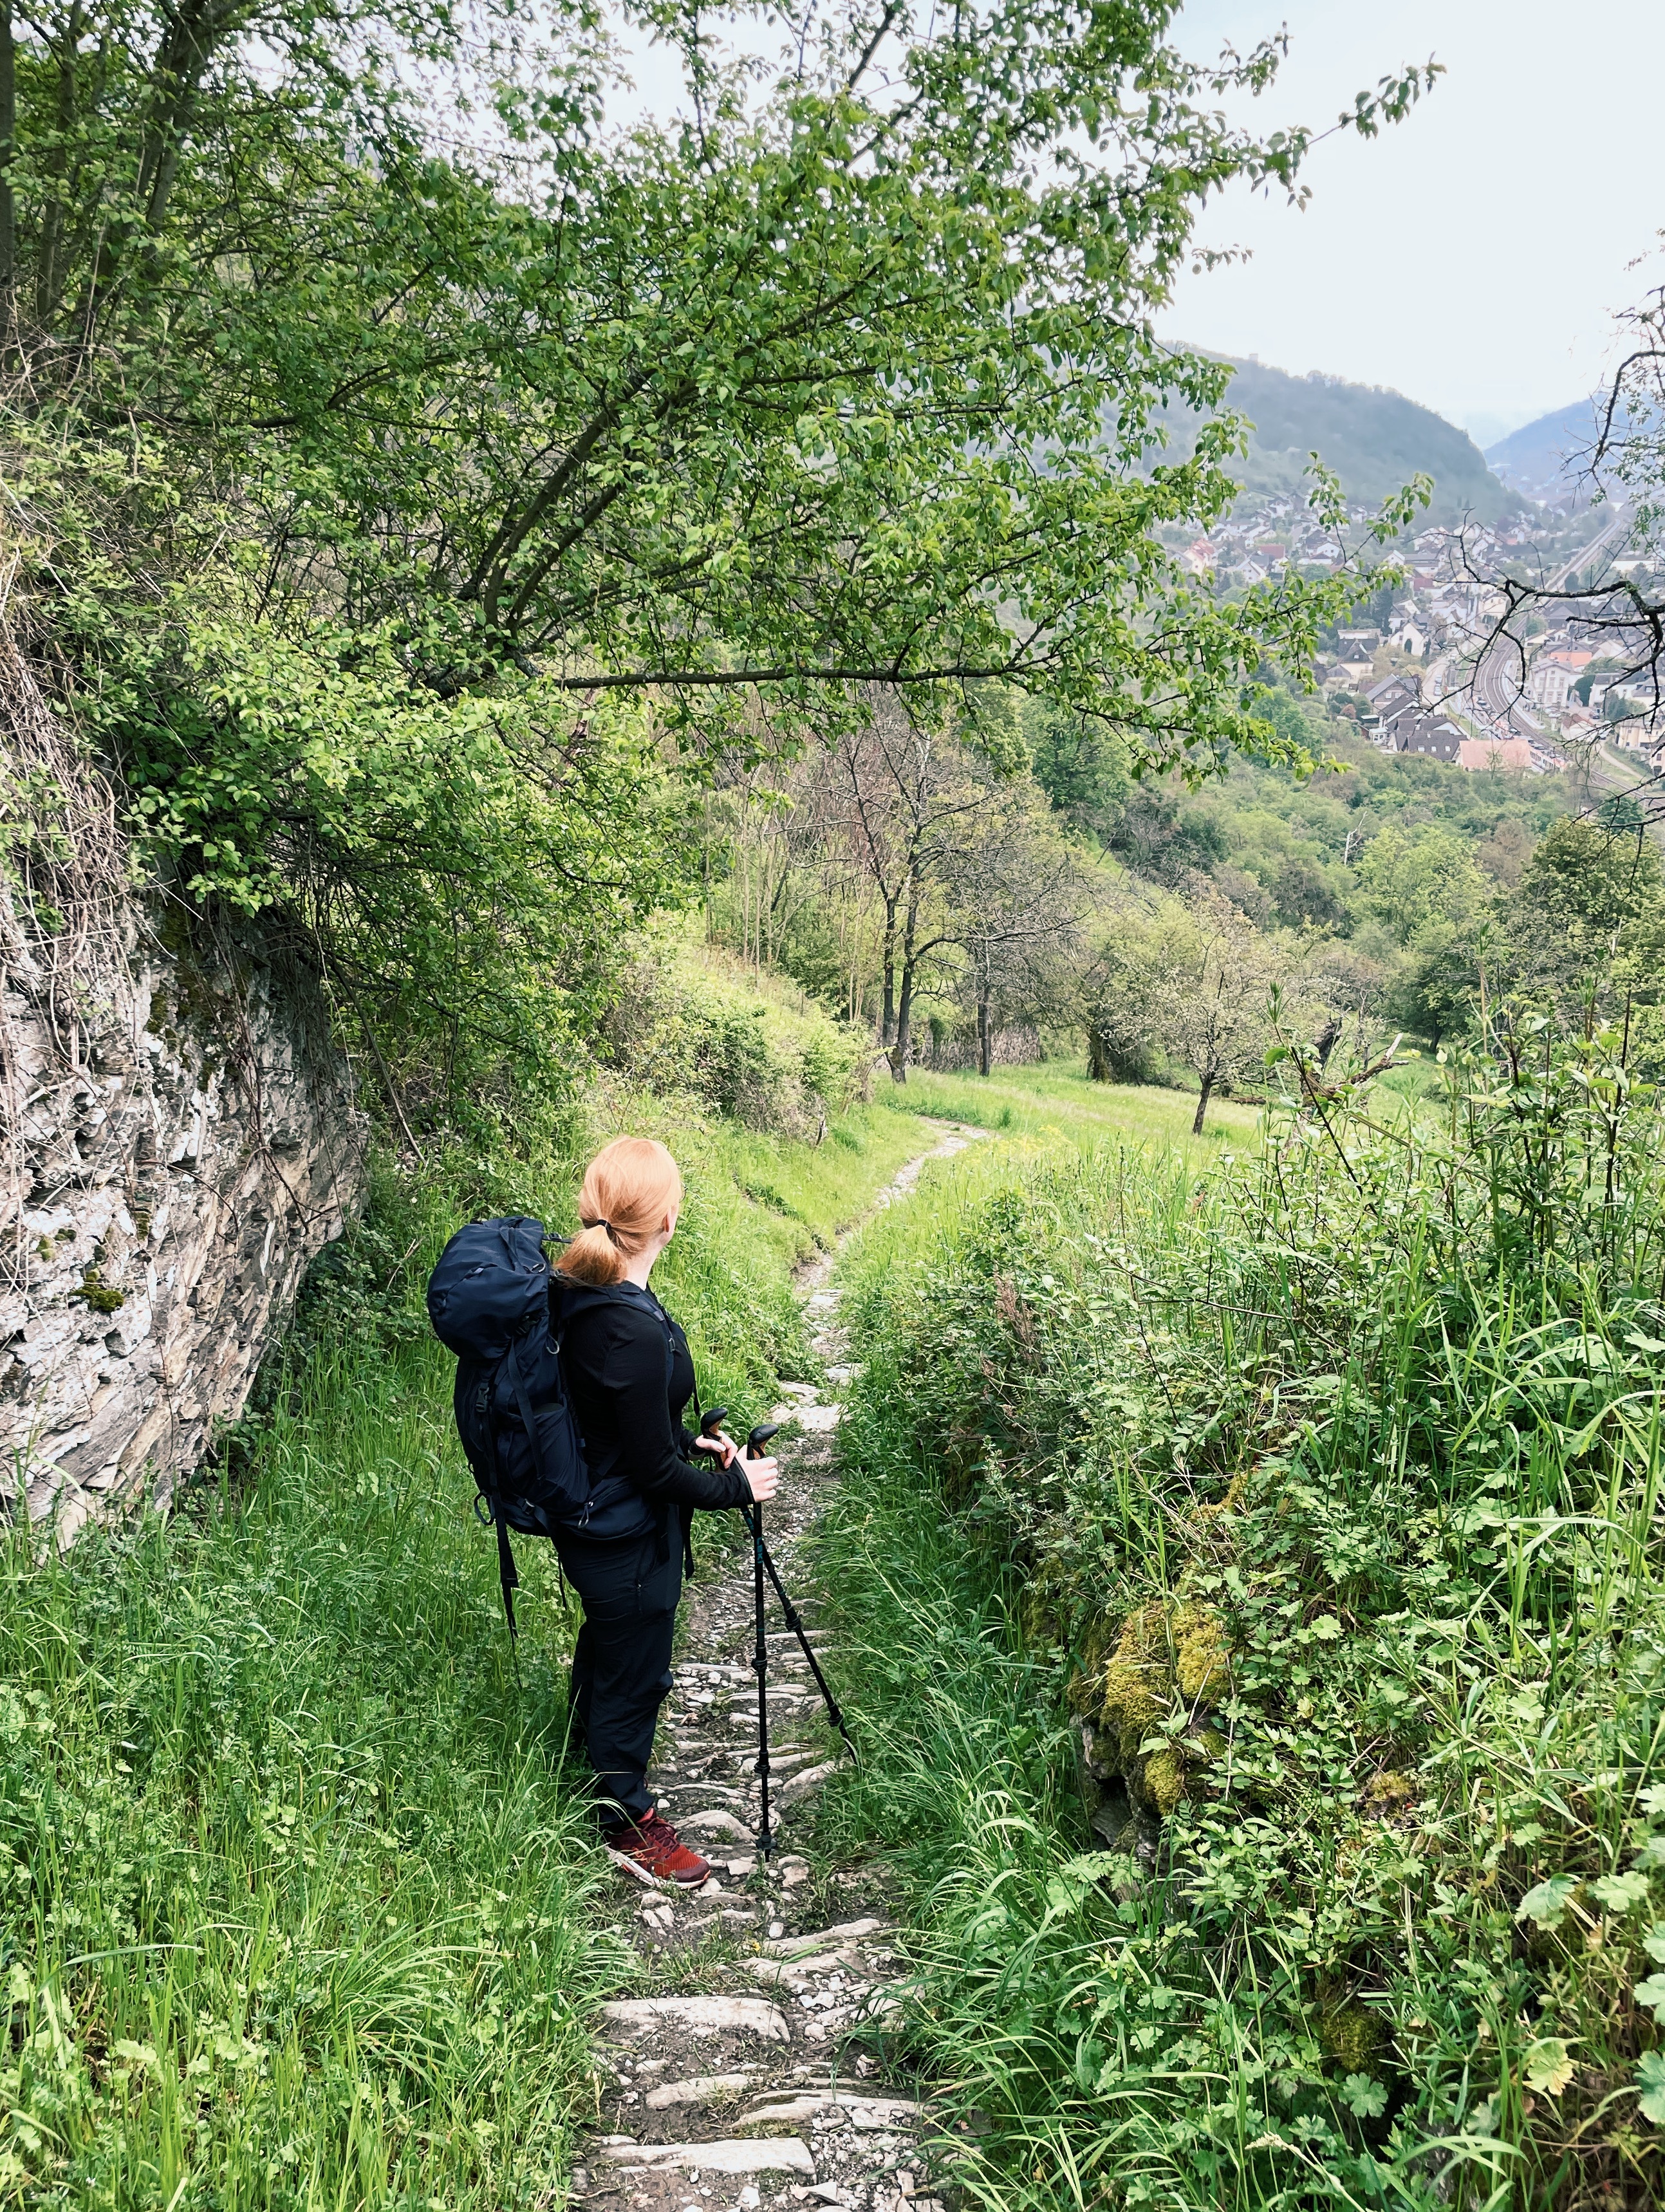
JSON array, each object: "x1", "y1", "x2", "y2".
[{"x1": 605, "y1": 1810, "x2": 711, "y2": 1890}]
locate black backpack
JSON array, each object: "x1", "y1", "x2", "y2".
[{"x1": 426, "y1": 1214, "x2": 594, "y2": 1635}]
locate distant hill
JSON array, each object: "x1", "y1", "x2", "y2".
[
  {"x1": 1163, "y1": 353, "x2": 1516, "y2": 525},
  {"x1": 1485, "y1": 399, "x2": 1612, "y2": 501}
]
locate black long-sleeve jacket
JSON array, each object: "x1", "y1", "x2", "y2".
[{"x1": 555, "y1": 1276, "x2": 749, "y2": 1545}]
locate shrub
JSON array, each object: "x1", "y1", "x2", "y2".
[{"x1": 602, "y1": 940, "x2": 870, "y2": 1136}]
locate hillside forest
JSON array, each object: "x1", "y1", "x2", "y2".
[
  {"x1": 3, "y1": 1, "x2": 1665, "y2": 2209},
  {"x1": 1158, "y1": 355, "x2": 1514, "y2": 525}
]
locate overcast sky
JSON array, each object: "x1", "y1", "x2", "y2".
[{"x1": 1160, "y1": 1, "x2": 1665, "y2": 447}]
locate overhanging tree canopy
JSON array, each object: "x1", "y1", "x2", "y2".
[{"x1": 5, "y1": 0, "x2": 1431, "y2": 725}]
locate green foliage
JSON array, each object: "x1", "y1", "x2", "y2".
[
  {"x1": 7, "y1": 0, "x2": 1416, "y2": 728},
  {"x1": 0, "y1": 1167, "x2": 621, "y2": 2205},
  {"x1": 602, "y1": 938, "x2": 871, "y2": 1139},
  {"x1": 814, "y1": 1035, "x2": 1665, "y2": 2208},
  {"x1": 1639, "y1": 2050, "x2": 1665, "y2": 2124},
  {"x1": 1032, "y1": 687, "x2": 1590, "y2": 1068},
  {"x1": 1353, "y1": 821, "x2": 1490, "y2": 947},
  {"x1": 0, "y1": 0, "x2": 1440, "y2": 1131},
  {"x1": 118, "y1": 616, "x2": 693, "y2": 1097},
  {"x1": 1502, "y1": 815, "x2": 1665, "y2": 1001}
]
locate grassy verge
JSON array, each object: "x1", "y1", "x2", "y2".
[
  {"x1": 812, "y1": 1050, "x2": 1665, "y2": 2211},
  {"x1": 0, "y1": 1082, "x2": 929, "y2": 2206}
]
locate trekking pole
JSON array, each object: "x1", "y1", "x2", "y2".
[
  {"x1": 745, "y1": 1421, "x2": 781, "y2": 1861},
  {"x1": 745, "y1": 1524, "x2": 858, "y2": 1766},
  {"x1": 700, "y1": 1408, "x2": 857, "y2": 1766}
]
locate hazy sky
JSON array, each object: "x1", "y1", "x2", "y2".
[{"x1": 1160, "y1": 1, "x2": 1665, "y2": 446}]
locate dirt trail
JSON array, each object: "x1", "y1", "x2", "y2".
[{"x1": 574, "y1": 1121, "x2": 983, "y2": 2212}]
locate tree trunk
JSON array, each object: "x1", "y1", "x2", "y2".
[
  {"x1": 37, "y1": 5, "x2": 81, "y2": 326},
  {"x1": 890, "y1": 890, "x2": 924, "y2": 1083},
  {"x1": 0, "y1": 0, "x2": 15, "y2": 299},
  {"x1": 879, "y1": 897, "x2": 898, "y2": 1044},
  {"x1": 978, "y1": 995, "x2": 991, "y2": 1076},
  {"x1": 890, "y1": 960, "x2": 914, "y2": 1083},
  {"x1": 1191, "y1": 1071, "x2": 1214, "y2": 1136}
]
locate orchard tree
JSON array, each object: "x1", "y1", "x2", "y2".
[
  {"x1": 836, "y1": 688, "x2": 1058, "y2": 1081},
  {"x1": 1153, "y1": 892, "x2": 1290, "y2": 1134},
  {"x1": 1084, "y1": 882, "x2": 1292, "y2": 1125},
  {"x1": 945, "y1": 788, "x2": 1095, "y2": 1075}
]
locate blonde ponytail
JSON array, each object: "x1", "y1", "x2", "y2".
[{"x1": 557, "y1": 1137, "x2": 684, "y2": 1286}]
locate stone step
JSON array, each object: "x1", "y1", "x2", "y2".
[
  {"x1": 763, "y1": 1918, "x2": 888, "y2": 1958},
  {"x1": 598, "y1": 2137, "x2": 814, "y2": 2175},
  {"x1": 778, "y1": 1758, "x2": 841, "y2": 1799},
  {"x1": 745, "y1": 1950, "x2": 858, "y2": 1985},
  {"x1": 600, "y1": 1996, "x2": 790, "y2": 2042},
  {"x1": 738, "y1": 2091, "x2": 922, "y2": 2133},
  {"x1": 755, "y1": 1748, "x2": 822, "y2": 1775},
  {"x1": 678, "y1": 1808, "x2": 755, "y2": 1839},
  {"x1": 643, "y1": 2070, "x2": 759, "y2": 2110}
]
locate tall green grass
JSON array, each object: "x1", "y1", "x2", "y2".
[
  {"x1": 814, "y1": 1032, "x2": 1665, "y2": 2211},
  {"x1": 0, "y1": 1084, "x2": 933, "y2": 2205},
  {"x1": 0, "y1": 1258, "x2": 615, "y2": 2207}
]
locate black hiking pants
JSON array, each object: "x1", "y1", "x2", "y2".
[{"x1": 556, "y1": 1525, "x2": 682, "y2": 1828}]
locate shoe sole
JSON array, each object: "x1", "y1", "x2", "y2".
[{"x1": 606, "y1": 1844, "x2": 710, "y2": 1890}]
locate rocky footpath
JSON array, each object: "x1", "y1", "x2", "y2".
[{"x1": 579, "y1": 1128, "x2": 980, "y2": 2212}]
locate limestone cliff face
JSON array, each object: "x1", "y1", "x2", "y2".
[{"x1": 1, "y1": 647, "x2": 365, "y2": 1539}]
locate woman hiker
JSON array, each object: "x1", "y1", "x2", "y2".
[{"x1": 553, "y1": 1136, "x2": 778, "y2": 1889}]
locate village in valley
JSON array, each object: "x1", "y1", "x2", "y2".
[{"x1": 1176, "y1": 493, "x2": 1665, "y2": 785}]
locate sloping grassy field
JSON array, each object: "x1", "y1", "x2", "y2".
[{"x1": 877, "y1": 1059, "x2": 1261, "y2": 1158}]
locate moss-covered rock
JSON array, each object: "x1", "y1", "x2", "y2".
[
  {"x1": 1093, "y1": 1597, "x2": 1232, "y2": 1819},
  {"x1": 1319, "y1": 1999, "x2": 1388, "y2": 2075},
  {"x1": 1100, "y1": 1601, "x2": 1170, "y2": 1763},
  {"x1": 1174, "y1": 1601, "x2": 1231, "y2": 1700},
  {"x1": 1143, "y1": 1745, "x2": 1189, "y2": 1814}
]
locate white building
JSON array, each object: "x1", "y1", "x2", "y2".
[{"x1": 1527, "y1": 650, "x2": 1592, "y2": 713}]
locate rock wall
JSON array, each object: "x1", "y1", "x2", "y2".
[{"x1": 1, "y1": 649, "x2": 364, "y2": 1540}]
